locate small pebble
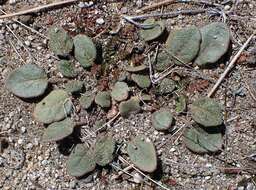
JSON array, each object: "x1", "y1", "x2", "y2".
[
  {"x1": 12, "y1": 23, "x2": 18, "y2": 30},
  {"x1": 133, "y1": 173, "x2": 143, "y2": 183},
  {"x1": 96, "y1": 18, "x2": 105, "y2": 25},
  {"x1": 224, "y1": 5, "x2": 231, "y2": 11},
  {"x1": 17, "y1": 138, "x2": 24, "y2": 145},
  {"x1": 21, "y1": 126, "x2": 26, "y2": 133},
  {"x1": 9, "y1": 0, "x2": 16, "y2": 5},
  {"x1": 69, "y1": 181, "x2": 76, "y2": 189},
  {"x1": 24, "y1": 40, "x2": 31, "y2": 47}
]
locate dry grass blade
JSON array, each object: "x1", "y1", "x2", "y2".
[
  {"x1": 0, "y1": 0, "x2": 78, "y2": 19},
  {"x1": 137, "y1": 0, "x2": 176, "y2": 13},
  {"x1": 207, "y1": 32, "x2": 255, "y2": 97},
  {"x1": 118, "y1": 156, "x2": 170, "y2": 190}
]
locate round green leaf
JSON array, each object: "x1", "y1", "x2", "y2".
[
  {"x1": 48, "y1": 26, "x2": 73, "y2": 57},
  {"x1": 74, "y1": 34, "x2": 97, "y2": 68},
  {"x1": 67, "y1": 144, "x2": 96, "y2": 177},
  {"x1": 155, "y1": 78, "x2": 176, "y2": 95},
  {"x1": 166, "y1": 26, "x2": 201, "y2": 65},
  {"x1": 111, "y1": 82, "x2": 129, "y2": 102},
  {"x1": 5, "y1": 64, "x2": 48, "y2": 98},
  {"x1": 190, "y1": 97, "x2": 223, "y2": 127},
  {"x1": 57, "y1": 60, "x2": 77, "y2": 78},
  {"x1": 79, "y1": 93, "x2": 95, "y2": 110},
  {"x1": 127, "y1": 135, "x2": 157, "y2": 172},
  {"x1": 183, "y1": 126, "x2": 208, "y2": 154},
  {"x1": 33, "y1": 89, "x2": 73, "y2": 124},
  {"x1": 183, "y1": 125, "x2": 223, "y2": 153},
  {"x1": 131, "y1": 74, "x2": 151, "y2": 88},
  {"x1": 152, "y1": 108, "x2": 174, "y2": 131},
  {"x1": 42, "y1": 118, "x2": 75, "y2": 142},
  {"x1": 139, "y1": 19, "x2": 165, "y2": 42},
  {"x1": 195, "y1": 22, "x2": 230, "y2": 67},
  {"x1": 65, "y1": 80, "x2": 84, "y2": 94},
  {"x1": 95, "y1": 91, "x2": 111, "y2": 108},
  {"x1": 119, "y1": 97, "x2": 141, "y2": 118},
  {"x1": 155, "y1": 51, "x2": 172, "y2": 72},
  {"x1": 95, "y1": 135, "x2": 115, "y2": 166},
  {"x1": 197, "y1": 127, "x2": 223, "y2": 152}
]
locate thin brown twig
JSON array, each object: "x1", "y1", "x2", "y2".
[
  {"x1": 137, "y1": 0, "x2": 222, "y2": 13},
  {"x1": 137, "y1": 0, "x2": 176, "y2": 13},
  {"x1": 244, "y1": 81, "x2": 256, "y2": 102},
  {"x1": 8, "y1": 39, "x2": 26, "y2": 64},
  {"x1": 118, "y1": 156, "x2": 170, "y2": 190},
  {"x1": 207, "y1": 32, "x2": 255, "y2": 97},
  {"x1": 131, "y1": 9, "x2": 206, "y2": 20},
  {"x1": 0, "y1": 0, "x2": 78, "y2": 19},
  {"x1": 0, "y1": 9, "x2": 47, "y2": 39}
]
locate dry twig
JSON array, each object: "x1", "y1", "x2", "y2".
[
  {"x1": 0, "y1": 0, "x2": 78, "y2": 19},
  {"x1": 207, "y1": 32, "x2": 255, "y2": 97},
  {"x1": 118, "y1": 156, "x2": 170, "y2": 190}
]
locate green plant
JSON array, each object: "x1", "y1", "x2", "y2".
[
  {"x1": 190, "y1": 97, "x2": 223, "y2": 127},
  {"x1": 42, "y1": 118, "x2": 75, "y2": 142},
  {"x1": 5, "y1": 64, "x2": 48, "y2": 98},
  {"x1": 48, "y1": 26, "x2": 73, "y2": 57},
  {"x1": 33, "y1": 89, "x2": 73, "y2": 124},
  {"x1": 166, "y1": 26, "x2": 201, "y2": 65},
  {"x1": 195, "y1": 22, "x2": 230, "y2": 67},
  {"x1": 74, "y1": 34, "x2": 97, "y2": 68},
  {"x1": 127, "y1": 135, "x2": 157, "y2": 172},
  {"x1": 152, "y1": 108, "x2": 174, "y2": 131},
  {"x1": 111, "y1": 82, "x2": 129, "y2": 102},
  {"x1": 139, "y1": 18, "x2": 165, "y2": 42}
]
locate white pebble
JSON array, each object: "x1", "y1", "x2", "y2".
[
  {"x1": 24, "y1": 40, "x2": 31, "y2": 47},
  {"x1": 9, "y1": 0, "x2": 16, "y2": 5},
  {"x1": 96, "y1": 18, "x2": 105, "y2": 25},
  {"x1": 224, "y1": 5, "x2": 231, "y2": 11},
  {"x1": 17, "y1": 138, "x2": 24, "y2": 145},
  {"x1": 21, "y1": 126, "x2": 26, "y2": 133},
  {"x1": 133, "y1": 173, "x2": 143, "y2": 183}
]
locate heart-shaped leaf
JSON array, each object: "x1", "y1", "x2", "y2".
[
  {"x1": 131, "y1": 74, "x2": 151, "y2": 88},
  {"x1": 155, "y1": 78, "x2": 176, "y2": 95},
  {"x1": 5, "y1": 64, "x2": 48, "y2": 98},
  {"x1": 183, "y1": 125, "x2": 223, "y2": 153},
  {"x1": 166, "y1": 26, "x2": 201, "y2": 65},
  {"x1": 139, "y1": 19, "x2": 165, "y2": 42},
  {"x1": 119, "y1": 97, "x2": 141, "y2": 118},
  {"x1": 127, "y1": 135, "x2": 157, "y2": 172},
  {"x1": 155, "y1": 51, "x2": 172, "y2": 72},
  {"x1": 95, "y1": 135, "x2": 115, "y2": 166},
  {"x1": 79, "y1": 93, "x2": 95, "y2": 110},
  {"x1": 42, "y1": 118, "x2": 75, "y2": 142},
  {"x1": 74, "y1": 34, "x2": 97, "y2": 68},
  {"x1": 34, "y1": 89, "x2": 73, "y2": 124},
  {"x1": 57, "y1": 60, "x2": 77, "y2": 78},
  {"x1": 48, "y1": 26, "x2": 73, "y2": 57},
  {"x1": 152, "y1": 108, "x2": 174, "y2": 131},
  {"x1": 190, "y1": 97, "x2": 223, "y2": 127},
  {"x1": 195, "y1": 22, "x2": 230, "y2": 67},
  {"x1": 67, "y1": 144, "x2": 96, "y2": 177},
  {"x1": 95, "y1": 91, "x2": 111, "y2": 108},
  {"x1": 183, "y1": 126, "x2": 207, "y2": 154},
  {"x1": 111, "y1": 82, "x2": 129, "y2": 102},
  {"x1": 197, "y1": 127, "x2": 223, "y2": 152},
  {"x1": 65, "y1": 80, "x2": 84, "y2": 94}
]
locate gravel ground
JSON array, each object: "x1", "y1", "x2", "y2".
[{"x1": 0, "y1": 0, "x2": 256, "y2": 190}]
